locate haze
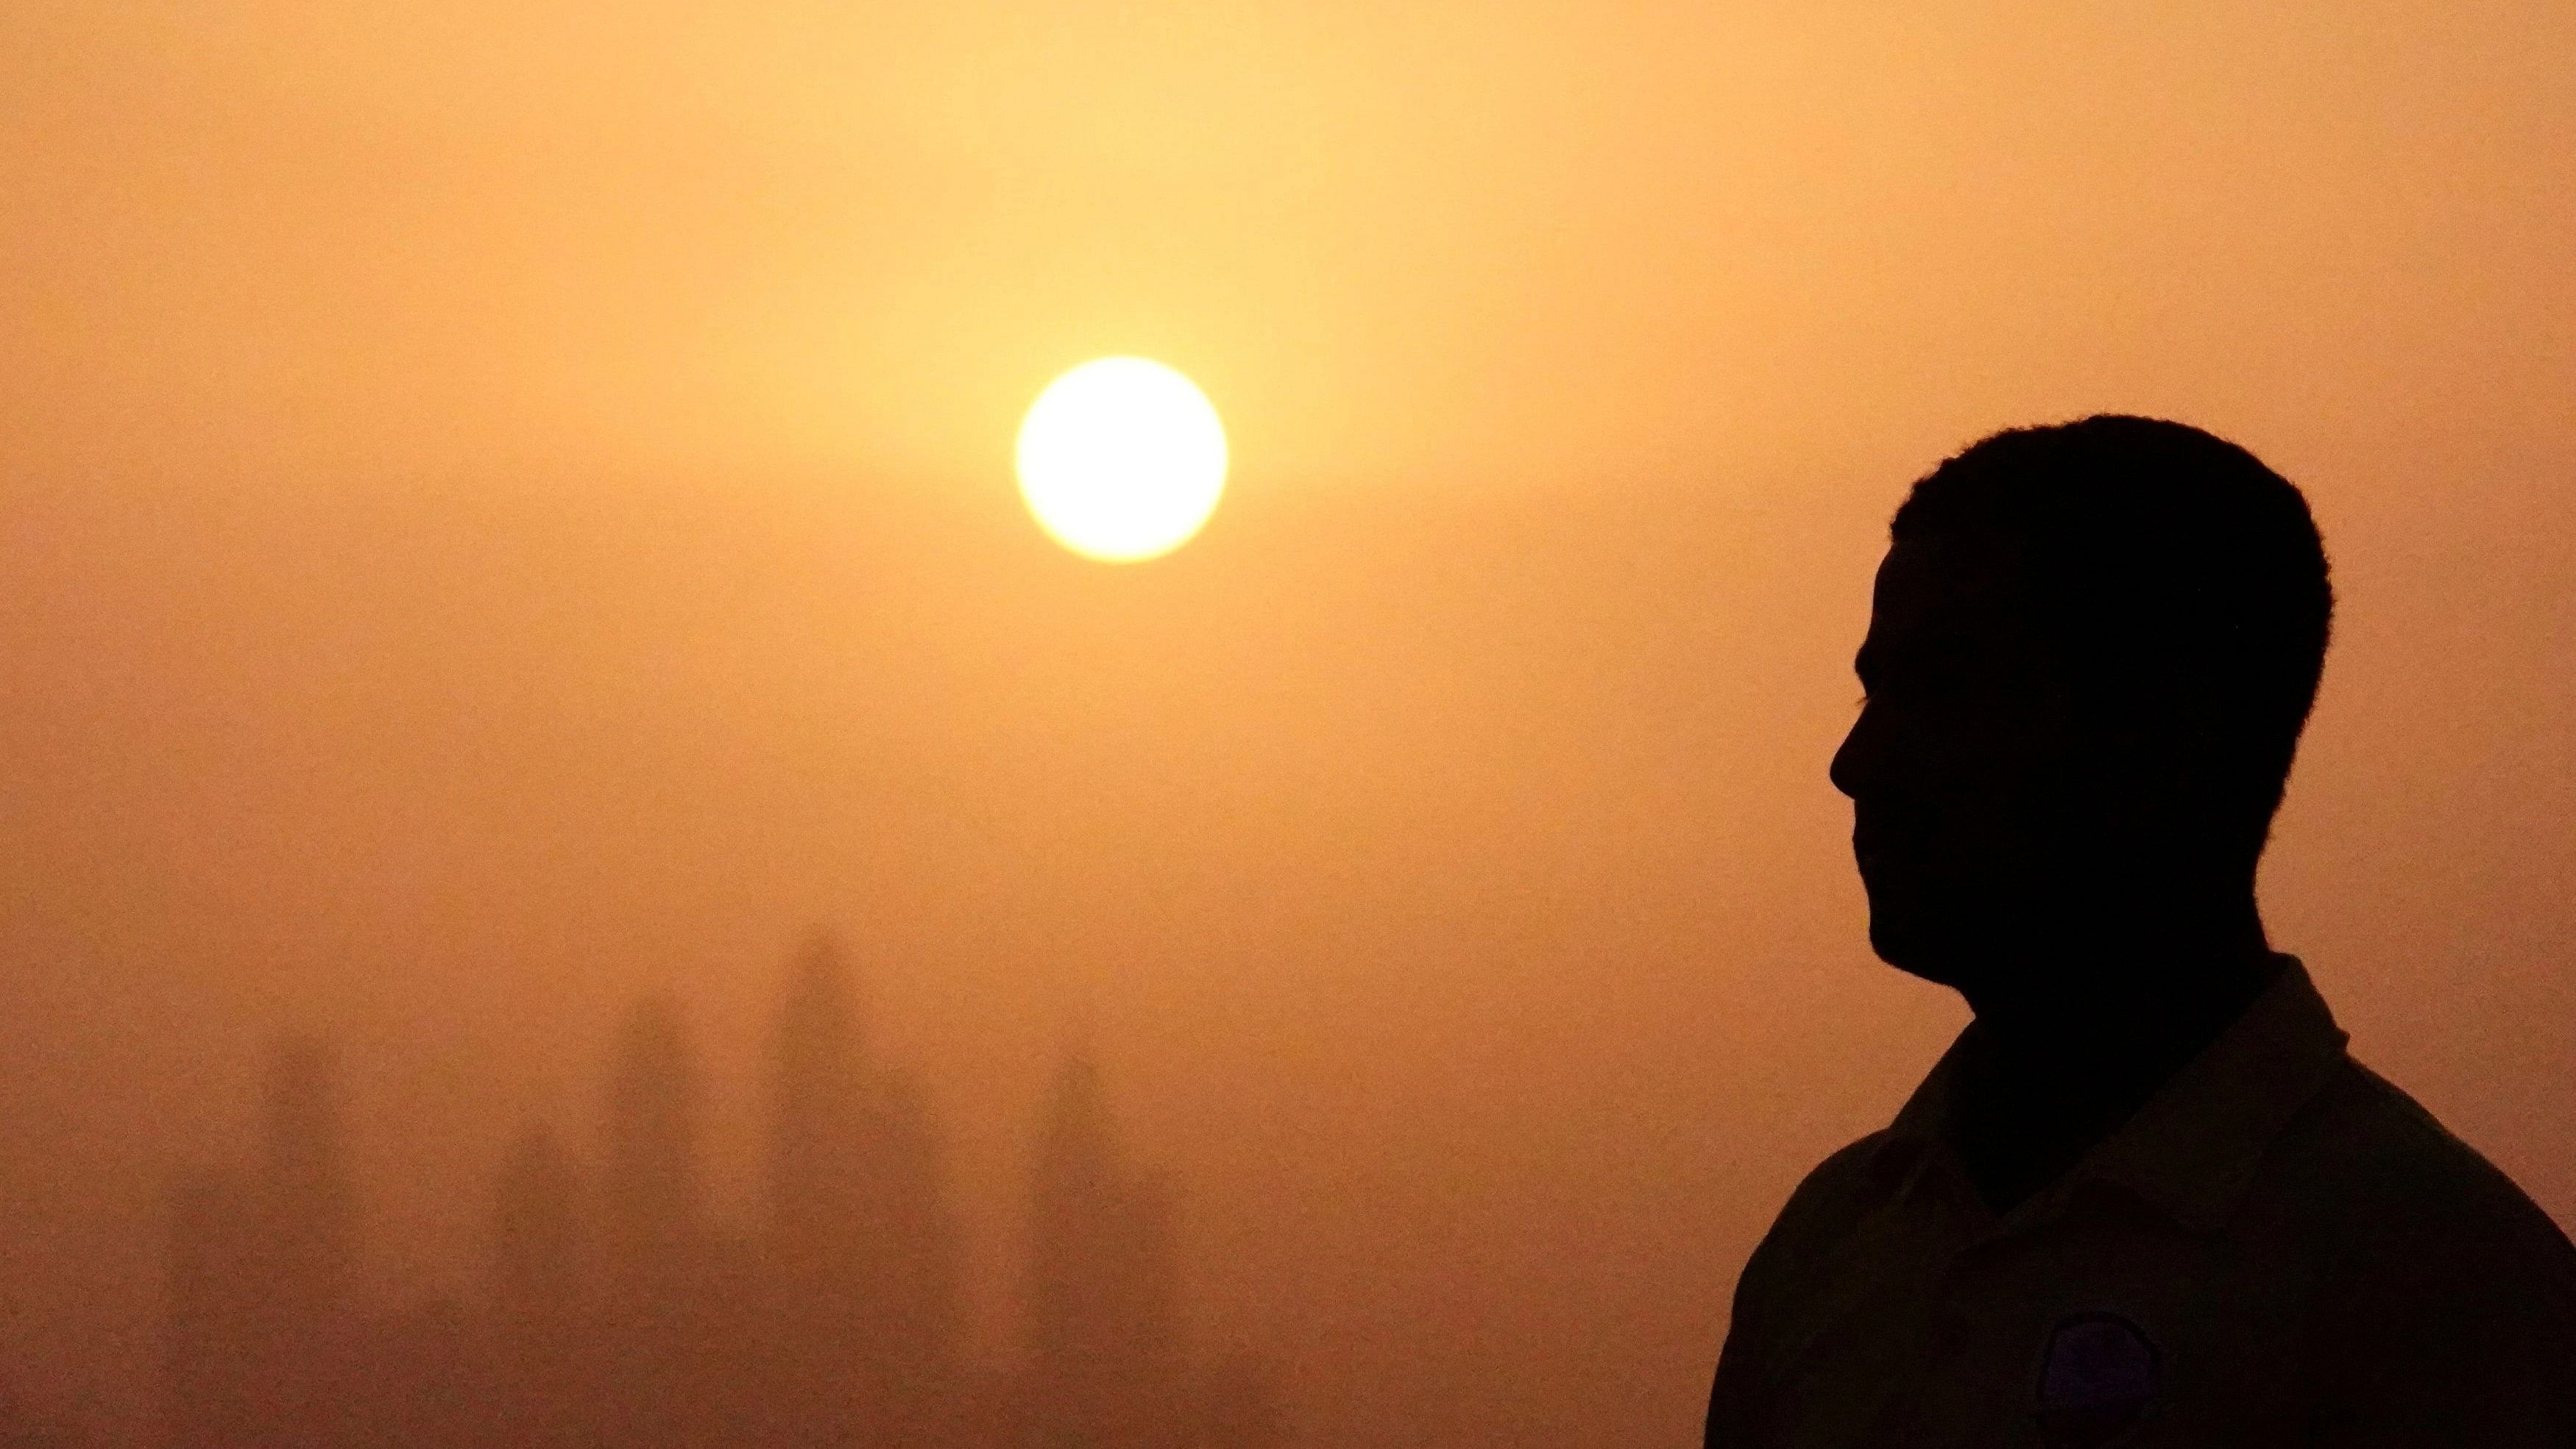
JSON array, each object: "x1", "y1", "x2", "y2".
[{"x1": 3, "y1": 2, "x2": 2571, "y2": 1443}]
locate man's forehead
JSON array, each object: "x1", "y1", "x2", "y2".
[
  {"x1": 1875, "y1": 531, "x2": 2033, "y2": 601},
  {"x1": 1861, "y1": 533, "x2": 2043, "y2": 669}
]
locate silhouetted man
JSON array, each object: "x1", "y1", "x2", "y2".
[{"x1": 1706, "y1": 418, "x2": 2576, "y2": 1448}]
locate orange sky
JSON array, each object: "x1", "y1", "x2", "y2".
[{"x1": 2, "y1": 3, "x2": 2572, "y2": 1443}]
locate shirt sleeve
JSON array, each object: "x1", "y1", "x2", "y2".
[{"x1": 2306, "y1": 1186, "x2": 2576, "y2": 1447}]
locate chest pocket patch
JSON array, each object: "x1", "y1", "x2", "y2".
[{"x1": 2036, "y1": 1311, "x2": 2161, "y2": 1448}]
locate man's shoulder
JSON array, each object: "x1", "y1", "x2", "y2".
[
  {"x1": 1747, "y1": 1132, "x2": 1907, "y2": 1274},
  {"x1": 1722, "y1": 1130, "x2": 1903, "y2": 1347},
  {"x1": 2268, "y1": 1056, "x2": 2576, "y2": 1282},
  {"x1": 2274, "y1": 1058, "x2": 2576, "y2": 1436}
]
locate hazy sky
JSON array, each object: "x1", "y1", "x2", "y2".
[{"x1": 3, "y1": 3, "x2": 2572, "y2": 1443}]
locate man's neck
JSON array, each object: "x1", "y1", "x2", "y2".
[{"x1": 1947, "y1": 921, "x2": 2280, "y2": 1216}]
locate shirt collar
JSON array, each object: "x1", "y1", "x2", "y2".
[{"x1": 1881, "y1": 956, "x2": 2350, "y2": 1235}]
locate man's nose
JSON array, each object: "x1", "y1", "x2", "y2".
[{"x1": 1829, "y1": 705, "x2": 1872, "y2": 801}]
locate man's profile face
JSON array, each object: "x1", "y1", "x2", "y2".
[{"x1": 1829, "y1": 533, "x2": 2088, "y2": 992}]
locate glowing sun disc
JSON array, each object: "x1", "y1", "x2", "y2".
[{"x1": 1016, "y1": 357, "x2": 1228, "y2": 562}]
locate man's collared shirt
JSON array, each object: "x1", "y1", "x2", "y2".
[{"x1": 1705, "y1": 960, "x2": 2576, "y2": 1448}]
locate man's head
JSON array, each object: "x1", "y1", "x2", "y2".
[{"x1": 1829, "y1": 417, "x2": 2332, "y2": 1007}]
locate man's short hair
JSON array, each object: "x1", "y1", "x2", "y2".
[{"x1": 1890, "y1": 415, "x2": 2334, "y2": 840}]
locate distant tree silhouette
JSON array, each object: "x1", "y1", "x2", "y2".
[
  {"x1": 489, "y1": 1124, "x2": 587, "y2": 1447},
  {"x1": 764, "y1": 935, "x2": 869, "y2": 1447},
  {"x1": 599, "y1": 998, "x2": 710, "y2": 1449},
  {"x1": 260, "y1": 1036, "x2": 355, "y2": 1448},
  {"x1": 762, "y1": 932, "x2": 965, "y2": 1448},
  {"x1": 163, "y1": 1034, "x2": 355, "y2": 1449},
  {"x1": 1024, "y1": 1053, "x2": 1184, "y2": 1449},
  {"x1": 768, "y1": 934, "x2": 865, "y2": 1273},
  {"x1": 257, "y1": 1038, "x2": 353, "y2": 1338},
  {"x1": 149, "y1": 955, "x2": 1281, "y2": 1449}
]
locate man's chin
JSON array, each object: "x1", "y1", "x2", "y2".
[{"x1": 1866, "y1": 913, "x2": 1972, "y2": 990}]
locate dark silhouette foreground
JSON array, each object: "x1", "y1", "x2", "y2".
[{"x1": 1707, "y1": 418, "x2": 2576, "y2": 1447}]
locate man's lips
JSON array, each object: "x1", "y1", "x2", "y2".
[{"x1": 1851, "y1": 815, "x2": 1931, "y2": 882}]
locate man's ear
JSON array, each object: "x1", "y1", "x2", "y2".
[
  {"x1": 2075, "y1": 693, "x2": 2204, "y2": 807},
  {"x1": 2095, "y1": 695, "x2": 2263, "y2": 862}
]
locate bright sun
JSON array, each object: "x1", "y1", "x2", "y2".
[{"x1": 1016, "y1": 357, "x2": 1228, "y2": 563}]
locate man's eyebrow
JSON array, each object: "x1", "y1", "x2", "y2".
[{"x1": 1853, "y1": 642, "x2": 1880, "y2": 685}]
